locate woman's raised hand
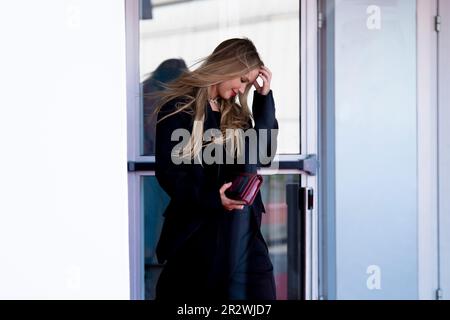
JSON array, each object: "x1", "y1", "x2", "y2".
[
  {"x1": 253, "y1": 65, "x2": 272, "y2": 96},
  {"x1": 219, "y1": 182, "x2": 246, "y2": 211}
]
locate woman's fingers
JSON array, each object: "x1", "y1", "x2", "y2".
[
  {"x1": 228, "y1": 199, "x2": 246, "y2": 205},
  {"x1": 254, "y1": 75, "x2": 267, "y2": 92},
  {"x1": 219, "y1": 182, "x2": 246, "y2": 211},
  {"x1": 225, "y1": 206, "x2": 240, "y2": 211},
  {"x1": 261, "y1": 65, "x2": 272, "y2": 77},
  {"x1": 227, "y1": 200, "x2": 245, "y2": 210},
  {"x1": 259, "y1": 73, "x2": 268, "y2": 83},
  {"x1": 257, "y1": 74, "x2": 270, "y2": 95},
  {"x1": 252, "y1": 66, "x2": 272, "y2": 94},
  {"x1": 259, "y1": 68, "x2": 269, "y2": 77},
  {"x1": 260, "y1": 68, "x2": 272, "y2": 85},
  {"x1": 223, "y1": 197, "x2": 246, "y2": 206},
  {"x1": 219, "y1": 182, "x2": 232, "y2": 194},
  {"x1": 223, "y1": 196, "x2": 246, "y2": 210},
  {"x1": 253, "y1": 78, "x2": 261, "y2": 90},
  {"x1": 225, "y1": 204, "x2": 245, "y2": 211},
  {"x1": 260, "y1": 70, "x2": 271, "y2": 83}
]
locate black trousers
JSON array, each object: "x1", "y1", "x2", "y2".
[
  {"x1": 155, "y1": 218, "x2": 276, "y2": 301},
  {"x1": 227, "y1": 231, "x2": 276, "y2": 300}
]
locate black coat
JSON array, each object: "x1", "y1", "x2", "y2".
[{"x1": 154, "y1": 90, "x2": 278, "y2": 297}]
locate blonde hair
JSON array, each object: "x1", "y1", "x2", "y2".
[{"x1": 149, "y1": 37, "x2": 264, "y2": 162}]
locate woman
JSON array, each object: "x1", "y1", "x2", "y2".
[{"x1": 152, "y1": 38, "x2": 278, "y2": 301}]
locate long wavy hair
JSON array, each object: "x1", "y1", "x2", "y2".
[{"x1": 149, "y1": 37, "x2": 264, "y2": 162}]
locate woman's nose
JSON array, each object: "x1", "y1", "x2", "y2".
[{"x1": 239, "y1": 83, "x2": 246, "y2": 94}]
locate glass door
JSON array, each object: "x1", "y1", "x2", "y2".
[
  {"x1": 126, "y1": 0, "x2": 319, "y2": 300},
  {"x1": 319, "y1": 0, "x2": 442, "y2": 299},
  {"x1": 319, "y1": 0, "x2": 419, "y2": 299}
]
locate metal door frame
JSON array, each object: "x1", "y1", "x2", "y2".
[{"x1": 437, "y1": 0, "x2": 450, "y2": 301}]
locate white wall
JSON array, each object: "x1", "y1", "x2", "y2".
[{"x1": 0, "y1": 0, "x2": 130, "y2": 299}]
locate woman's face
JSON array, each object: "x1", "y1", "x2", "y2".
[{"x1": 215, "y1": 68, "x2": 260, "y2": 100}]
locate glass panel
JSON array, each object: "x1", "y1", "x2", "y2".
[
  {"x1": 322, "y1": 0, "x2": 418, "y2": 299},
  {"x1": 142, "y1": 176, "x2": 170, "y2": 300},
  {"x1": 260, "y1": 174, "x2": 300, "y2": 300},
  {"x1": 143, "y1": 173, "x2": 300, "y2": 300},
  {"x1": 139, "y1": 0, "x2": 300, "y2": 156}
]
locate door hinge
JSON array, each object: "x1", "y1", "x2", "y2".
[
  {"x1": 436, "y1": 288, "x2": 443, "y2": 300},
  {"x1": 435, "y1": 15, "x2": 441, "y2": 33},
  {"x1": 318, "y1": 12, "x2": 324, "y2": 29}
]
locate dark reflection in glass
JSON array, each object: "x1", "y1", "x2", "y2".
[
  {"x1": 143, "y1": 176, "x2": 170, "y2": 300},
  {"x1": 141, "y1": 58, "x2": 187, "y2": 156}
]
